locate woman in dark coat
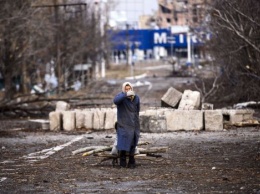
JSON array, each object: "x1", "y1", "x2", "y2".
[{"x1": 113, "y1": 82, "x2": 140, "y2": 168}]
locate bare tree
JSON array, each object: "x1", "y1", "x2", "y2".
[
  {"x1": 0, "y1": 0, "x2": 36, "y2": 99},
  {"x1": 208, "y1": 0, "x2": 260, "y2": 103},
  {"x1": 0, "y1": 0, "x2": 112, "y2": 117},
  {"x1": 194, "y1": 73, "x2": 221, "y2": 104},
  {"x1": 0, "y1": 0, "x2": 106, "y2": 94}
]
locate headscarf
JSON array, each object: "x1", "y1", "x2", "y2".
[{"x1": 122, "y1": 82, "x2": 133, "y2": 92}]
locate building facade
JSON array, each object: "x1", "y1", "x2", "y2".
[{"x1": 156, "y1": 0, "x2": 209, "y2": 28}]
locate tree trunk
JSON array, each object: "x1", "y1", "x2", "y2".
[
  {"x1": 21, "y1": 62, "x2": 29, "y2": 94},
  {"x1": 4, "y1": 69, "x2": 15, "y2": 100}
]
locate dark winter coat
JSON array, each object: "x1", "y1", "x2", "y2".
[{"x1": 113, "y1": 92, "x2": 140, "y2": 152}]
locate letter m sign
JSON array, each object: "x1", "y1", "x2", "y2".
[{"x1": 154, "y1": 32, "x2": 167, "y2": 44}]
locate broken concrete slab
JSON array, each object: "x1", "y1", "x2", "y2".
[
  {"x1": 161, "y1": 87, "x2": 182, "y2": 108},
  {"x1": 178, "y1": 90, "x2": 200, "y2": 110},
  {"x1": 221, "y1": 109, "x2": 255, "y2": 125},
  {"x1": 233, "y1": 119, "x2": 259, "y2": 127}
]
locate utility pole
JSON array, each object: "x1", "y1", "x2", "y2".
[
  {"x1": 94, "y1": 0, "x2": 108, "y2": 79},
  {"x1": 187, "y1": 31, "x2": 192, "y2": 65},
  {"x1": 53, "y1": 0, "x2": 61, "y2": 94},
  {"x1": 126, "y1": 23, "x2": 129, "y2": 66},
  {"x1": 167, "y1": 35, "x2": 175, "y2": 58},
  {"x1": 125, "y1": 23, "x2": 132, "y2": 66}
]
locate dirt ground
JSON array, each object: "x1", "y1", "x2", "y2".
[
  {"x1": 0, "y1": 62, "x2": 260, "y2": 193},
  {"x1": 0, "y1": 120, "x2": 260, "y2": 194}
]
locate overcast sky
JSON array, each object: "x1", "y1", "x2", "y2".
[{"x1": 112, "y1": 0, "x2": 158, "y2": 23}]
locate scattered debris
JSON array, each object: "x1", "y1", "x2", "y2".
[
  {"x1": 72, "y1": 141, "x2": 168, "y2": 166},
  {"x1": 233, "y1": 101, "x2": 260, "y2": 109},
  {"x1": 233, "y1": 120, "x2": 260, "y2": 127},
  {"x1": 202, "y1": 103, "x2": 214, "y2": 110}
]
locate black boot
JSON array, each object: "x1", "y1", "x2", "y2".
[
  {"x1": 119, "y1": 151, "x2": 127, "y2": 168},
  {"x1": 128, "y1": 146, "x2": 136, "y2": 169},
  {"x1": 128, "y1": 154, "x2": 136, "y2": 169}
]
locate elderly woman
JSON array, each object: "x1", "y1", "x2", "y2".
[{"x1": 113, "y1": 82, "x2": 140, "y2": 168}]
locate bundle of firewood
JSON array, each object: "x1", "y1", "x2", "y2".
[{"x1": 72, "y1": 141, "x2": 168, "y2": 166}]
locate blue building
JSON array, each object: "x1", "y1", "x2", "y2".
[{"x1": 108, "y1": 28, "x2": 209, "y2": 64}]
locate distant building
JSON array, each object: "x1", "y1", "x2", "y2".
[
  {"x1": 156, "y1": 0, "x2": 210, "y2": 29},
  {"x1": 139, "y1": 15, "x2": 156, "y2": 29}
]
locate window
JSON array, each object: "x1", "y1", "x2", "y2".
[{"x1": 160, "y1": 5, "x2": 172, "y2": 14}]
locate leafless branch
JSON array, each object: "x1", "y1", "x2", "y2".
[{"x1": 225, "y1": 0, "x2": 260, "y2": 28}]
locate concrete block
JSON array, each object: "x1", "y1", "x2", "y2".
[
  {"x1": 144, "y1": 109, "x2": 158, "y2": 116},
  {"x1": 165, "y1": 110, "x2": 203, "y2": 131},
  {"x1": 139, "y1": 115, "x2": 150, "y2": 132},
  {"x1": 161, "y1": 87, "x2": 182, "y2": 108},
  {"x1": 149, "y1": 115, "x2": 167, "y2": 133},
  {"x1": 221, "y1": 109, "x2": 255, "y2": 124},
  {"x1": 144, "y1": 107, "x2": 171, "y2": 116},
  {"x1": 205, "y1": 110, "x2": 223, "y2": 131},
  {"x1": 75, "y1": 110, "x2": 85, "y2": 129},
  {"x1": 56, "y1": 101, "x2": 70, "y2": 111},
  {"x1": 29, "y1": 119, "x2": 50, "y2": 130},
  {"x1": 93, "y1": 109, "x2": 105, "y2": 130},
  {"x1": 83, "y1": 110, "x2": 93, "y2": 129},
  {"x1": 104, "y1": 108, "x2": 117, "y2": 130},
  {"x1": 221, "y1": 109, "x2": 254, "y2": 115},
  {"x1": 178, "y1": 90, "x2": 201, "y2": 110},
  {"x1": 62, "y1": 111, "x2": 75, "y2": 131},
  {"x1": 49, "y1": 111, "x2": 61, "y2": 131},
  {"x1": 140, "y1": 115, "x2": 167, "y2": 133},
  {"x1": 243, "y1": 113, "x2": 254, "y2": 120},
  {"x1": 230, "y1": 114, "x2": 243, "y2": 124}
]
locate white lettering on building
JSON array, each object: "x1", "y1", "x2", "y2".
[
  {"x1": 154, "y1": 32, "x2": 167, "y2": 44},
  {"x1": 192, "y1": 35, "x2": 198, "y2": 43},
  {"x1": 179, "y1": 34, "x2": 184, "y2": 44}
]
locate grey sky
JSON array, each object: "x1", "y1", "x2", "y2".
[{"x1": 112, "y1": 0, "x2": 158, "y2": 23}]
